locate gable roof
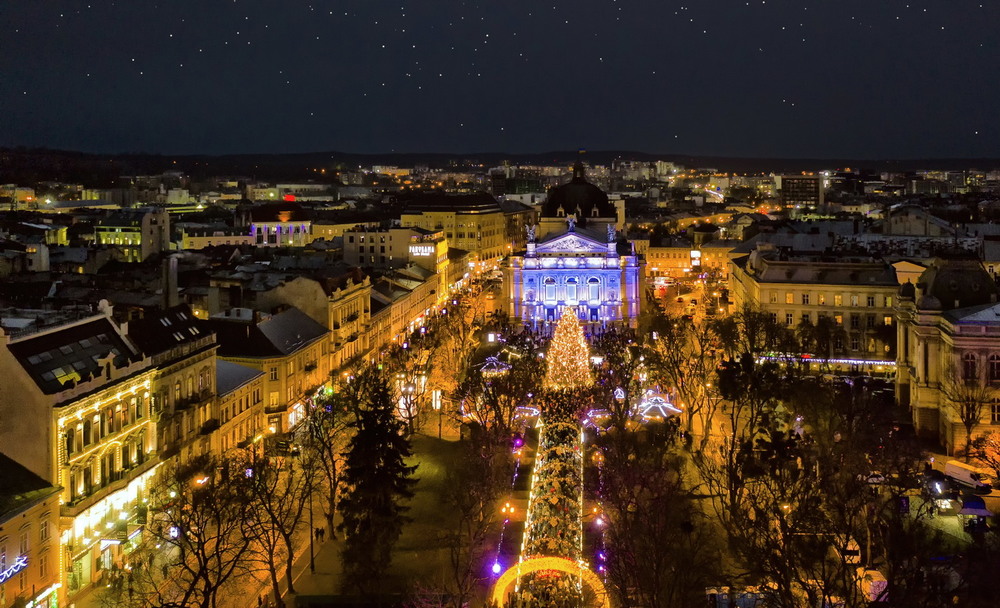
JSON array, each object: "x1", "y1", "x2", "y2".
[{"x1": 210, "y1": 307, "x2": 328, "y2": 358}]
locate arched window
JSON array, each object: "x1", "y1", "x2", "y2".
[
  {"x1": 963, "y1": 352, "x2": 979, "y2": 381},
  {"x1": 544, "y1": 278, "x2": 556, "y2": 302},
  {"x1": 174, "y1": 381, "x2": 182, "y2": 405},
  {"x1": 82, "y1": 419, "x2": 93, "y2": 446},
  {"x1": 990, "y1": 355, "x2": 1000, "y2": 383},
  {"x1": 588, "y1": 278, "x2": 601, "y2": 302},
  {"x1": 65, "y1": 428, "x2": 75, "y2": 456},
  {"x1": 566, "y1": 278, "x2": 578, "y2": 303}
]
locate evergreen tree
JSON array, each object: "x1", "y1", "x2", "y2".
[
  {"x1": 337, "y1": 373, "x2": 418, "y2": 595},
  {"x1": 543, "y1": 308, "x2": 593, "y2": 391}
]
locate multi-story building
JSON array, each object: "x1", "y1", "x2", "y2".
[
  {"x1": 209, "y1": 307, "x2": 330, "y2": 442},
  {"x1": 94, "y1": 207, "x2": 170, "y2": 262},
  {"x1": 506, "y1": 223, "x2": 642, "y2": 327},
  {"x1": 0, "y1": 309, "x2": 159, "y2": 602},
  {"x1": 729, "y1": 247, "x2": 898, "y2": 359},
  {"x1": 500, "y1": 199, "x2": 538, "y2": 255},
  {"x1": 310, "y1": 220, "x2": 378, "y2": 243},
  {"x1": 327, "y1": 274, "x2": 372, "y2": 370},
  {"x1": 645, "y1": 236, "x2": 698, "y2": 283},
  {"x1": 776, "y1": 174, "x2": 824, "y2": 212},
  {"x1": 249, "y1": 202, "x2": 312, "y2": 247},
  {"x1": 342, "y1": 226, "x2": 444, "y2": 270},
  {"x1": 400, "y1": 192, "x2": 508, "y2": 265},
  {"x1": 180, "y1": 227, "x2": 254, "y2": 249},
  {"x1": 214, "y1": 360, "x2": 265, "y2": 455},
  {"x1": 125, "y1": 306, "x2": 218, "y2": 466},
  {"x1": 0, "y1": 454, "x2": 62, "y2": 608},
  {"x1": 896, "y1": 255, "x2": 1000, "y2": 453}
]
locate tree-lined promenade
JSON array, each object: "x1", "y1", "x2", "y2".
[{"x1": 96, "y1": 293, "x2": 1000, "y2": 608}]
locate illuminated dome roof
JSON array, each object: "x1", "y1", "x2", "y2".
[{"x1": 541, "y1": 161, "x2": 615, "y2": 226}]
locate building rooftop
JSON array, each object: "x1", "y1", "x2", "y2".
[
  {"x1": 401, "y1": 191, "x2": 501, "y2": 214},
  {"x1": 126, "y1": 305, "x2": 212, "y2": 357},
  {"x1": 216, "y1": 359, "x2": 264, "y2": 396},
  {"x1": 0, "y1": 452, "x2": 60, "y2": 523},
  {"x1": 6, "y1": 315, "x2": 140, "y2": 394},
  {"x1": 210, "y1": 306, "x2": 329, "y2": 358},
  {"x1": 541, "y1": 162, "x2": 616, "y2": 224}
]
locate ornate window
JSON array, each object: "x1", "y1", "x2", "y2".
[
  {"x1": 566, "y1": 278, "x2": 578, "y2": 303},
  {"x1": 544, "y1": 278, "x2": 556, "y2": 302},
  {"x1": 588, "y1": 278, "x2": 600, "y2": 302},
  {"x1": 990, "y1": 355, "x2": 1000, "y2": 383},
  {"x1": 963, "y1": 352, "x2": 979, "y2": 381}
]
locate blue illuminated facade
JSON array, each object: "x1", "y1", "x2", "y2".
[{"x1": 506, "y1": 224, "x2": 641, "y2": 326}]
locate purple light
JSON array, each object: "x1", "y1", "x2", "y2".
[
  {"x1": 492, "y1": 561, "x2": 502, "y2": 575},
  {"x1": 597, "y1": 552, "x2": 606, "y2": 561}
]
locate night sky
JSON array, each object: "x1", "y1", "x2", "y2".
[{"x1": 2, "y1": 1, "x2": 998, "y2": 158}]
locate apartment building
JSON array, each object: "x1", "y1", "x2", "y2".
[
  {"x1": 0, "y1": 309, "x2": 159, "y2": 603},
  {"x1": 730, "y1": 248, "x2": 898, "y2": 358}
]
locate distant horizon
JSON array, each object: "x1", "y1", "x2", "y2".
[{"x1": 7, "y1": 145, "x2": 1000, "y2": 166}]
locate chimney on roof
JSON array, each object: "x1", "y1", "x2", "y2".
[{"x1": 163, "y1": 254, "x2": 180, "y2": 309}]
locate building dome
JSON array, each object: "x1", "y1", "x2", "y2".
[{"x1": 541, "y1": 161, "x2": 616, "y2": 226}]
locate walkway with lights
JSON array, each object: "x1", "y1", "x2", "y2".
[{"x1": 491, "y1": 310, "x2": 609, "y2": 608}]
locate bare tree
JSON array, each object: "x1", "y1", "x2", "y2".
[
  {"x1": 646, "y1": 313, "x2": 721, "y2": 449},
  {"x1": 440, "y1": 427, "x2": 509, "y2": 608},
  {"x1": 102, "y1": 455, "x2": 256, "y2": 608},
  {"x1": 969, "y1": 430, "x2": 1000, "y2": 479},
  {"x1": 244, "y1": 451, "x2": 315, "y2": 606},
  {"x1": 941, "y1": 360, "x2": 995, "y2": 459},
  {"x1": 597, "y1": 425, "x2": 723, "y2": 608},
  {"x1": 306, "y1": 388, "x2": 356, "y2": 537},
  {"x1": 592, "y1": 327, "x2": 646, "y2": 432}
]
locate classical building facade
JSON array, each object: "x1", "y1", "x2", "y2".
[
  {"x1": 896, "y1": 255, "x2": 1000, "y2": 453},
  {"x1": 730, "y1": 247, "x2": 898, "y2": 360},
  {"x1": 0, "y1": 308, "x2": 159, "y2": 604},
  {"x1": 506, "y1": 224, "x2": 641, "y2": 326}
]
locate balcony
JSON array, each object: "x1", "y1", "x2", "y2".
[{"x1": 199, "y1": 418, "x2": 221, "y2": 435}]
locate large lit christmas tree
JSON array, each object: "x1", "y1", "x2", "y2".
[{"x1": 543, "y1": 308, "x2": 593, "y2": 391}]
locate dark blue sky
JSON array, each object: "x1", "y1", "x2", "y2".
[{"x1": 1, "y1": 0, "x2": 997, "y2": 158}]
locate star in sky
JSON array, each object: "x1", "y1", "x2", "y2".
[{"x1": 0, "y1": 0, "x2": 997, "y2": 158}]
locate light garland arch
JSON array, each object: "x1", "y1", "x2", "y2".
[{"x1": 491, "y1": 556, "x2": 610, "y2": 608}]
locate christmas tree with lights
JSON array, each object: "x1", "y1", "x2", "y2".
[{"x1": 543, "y1": 308, "x2": 593, "y2": 391}]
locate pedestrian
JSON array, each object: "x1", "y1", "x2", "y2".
[{"x1": 320, "y1": 527, "x2": 326, "y2": 541}]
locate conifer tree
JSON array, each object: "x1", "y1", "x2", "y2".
[
  {"x1": 337, "y1": 372, "x2": 418, "y2": 595},
  {"x1": 543, "y1": 308, "x2": 594, "y2": 390}
]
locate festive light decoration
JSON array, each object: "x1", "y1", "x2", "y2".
[
  {"x1": 543, "y1": 309, "x2": 594, "y2": 391},
  {"x1": 635, "y1": 392, "x2": 683, "y2": 421},
  {"x1": 480, "y1": 355, "x2": 512, "y2": 378},
  {"x1": 492, "y1": 556, "x2": 610, "y2": 608}
]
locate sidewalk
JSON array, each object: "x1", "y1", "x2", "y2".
[{"x1": 282, "y1": 532, "x2": 344, "y2": 607}]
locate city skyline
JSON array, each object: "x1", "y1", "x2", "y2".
[{"x1": 1, "y1": 1, "x2": 998, "y2": 158}]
